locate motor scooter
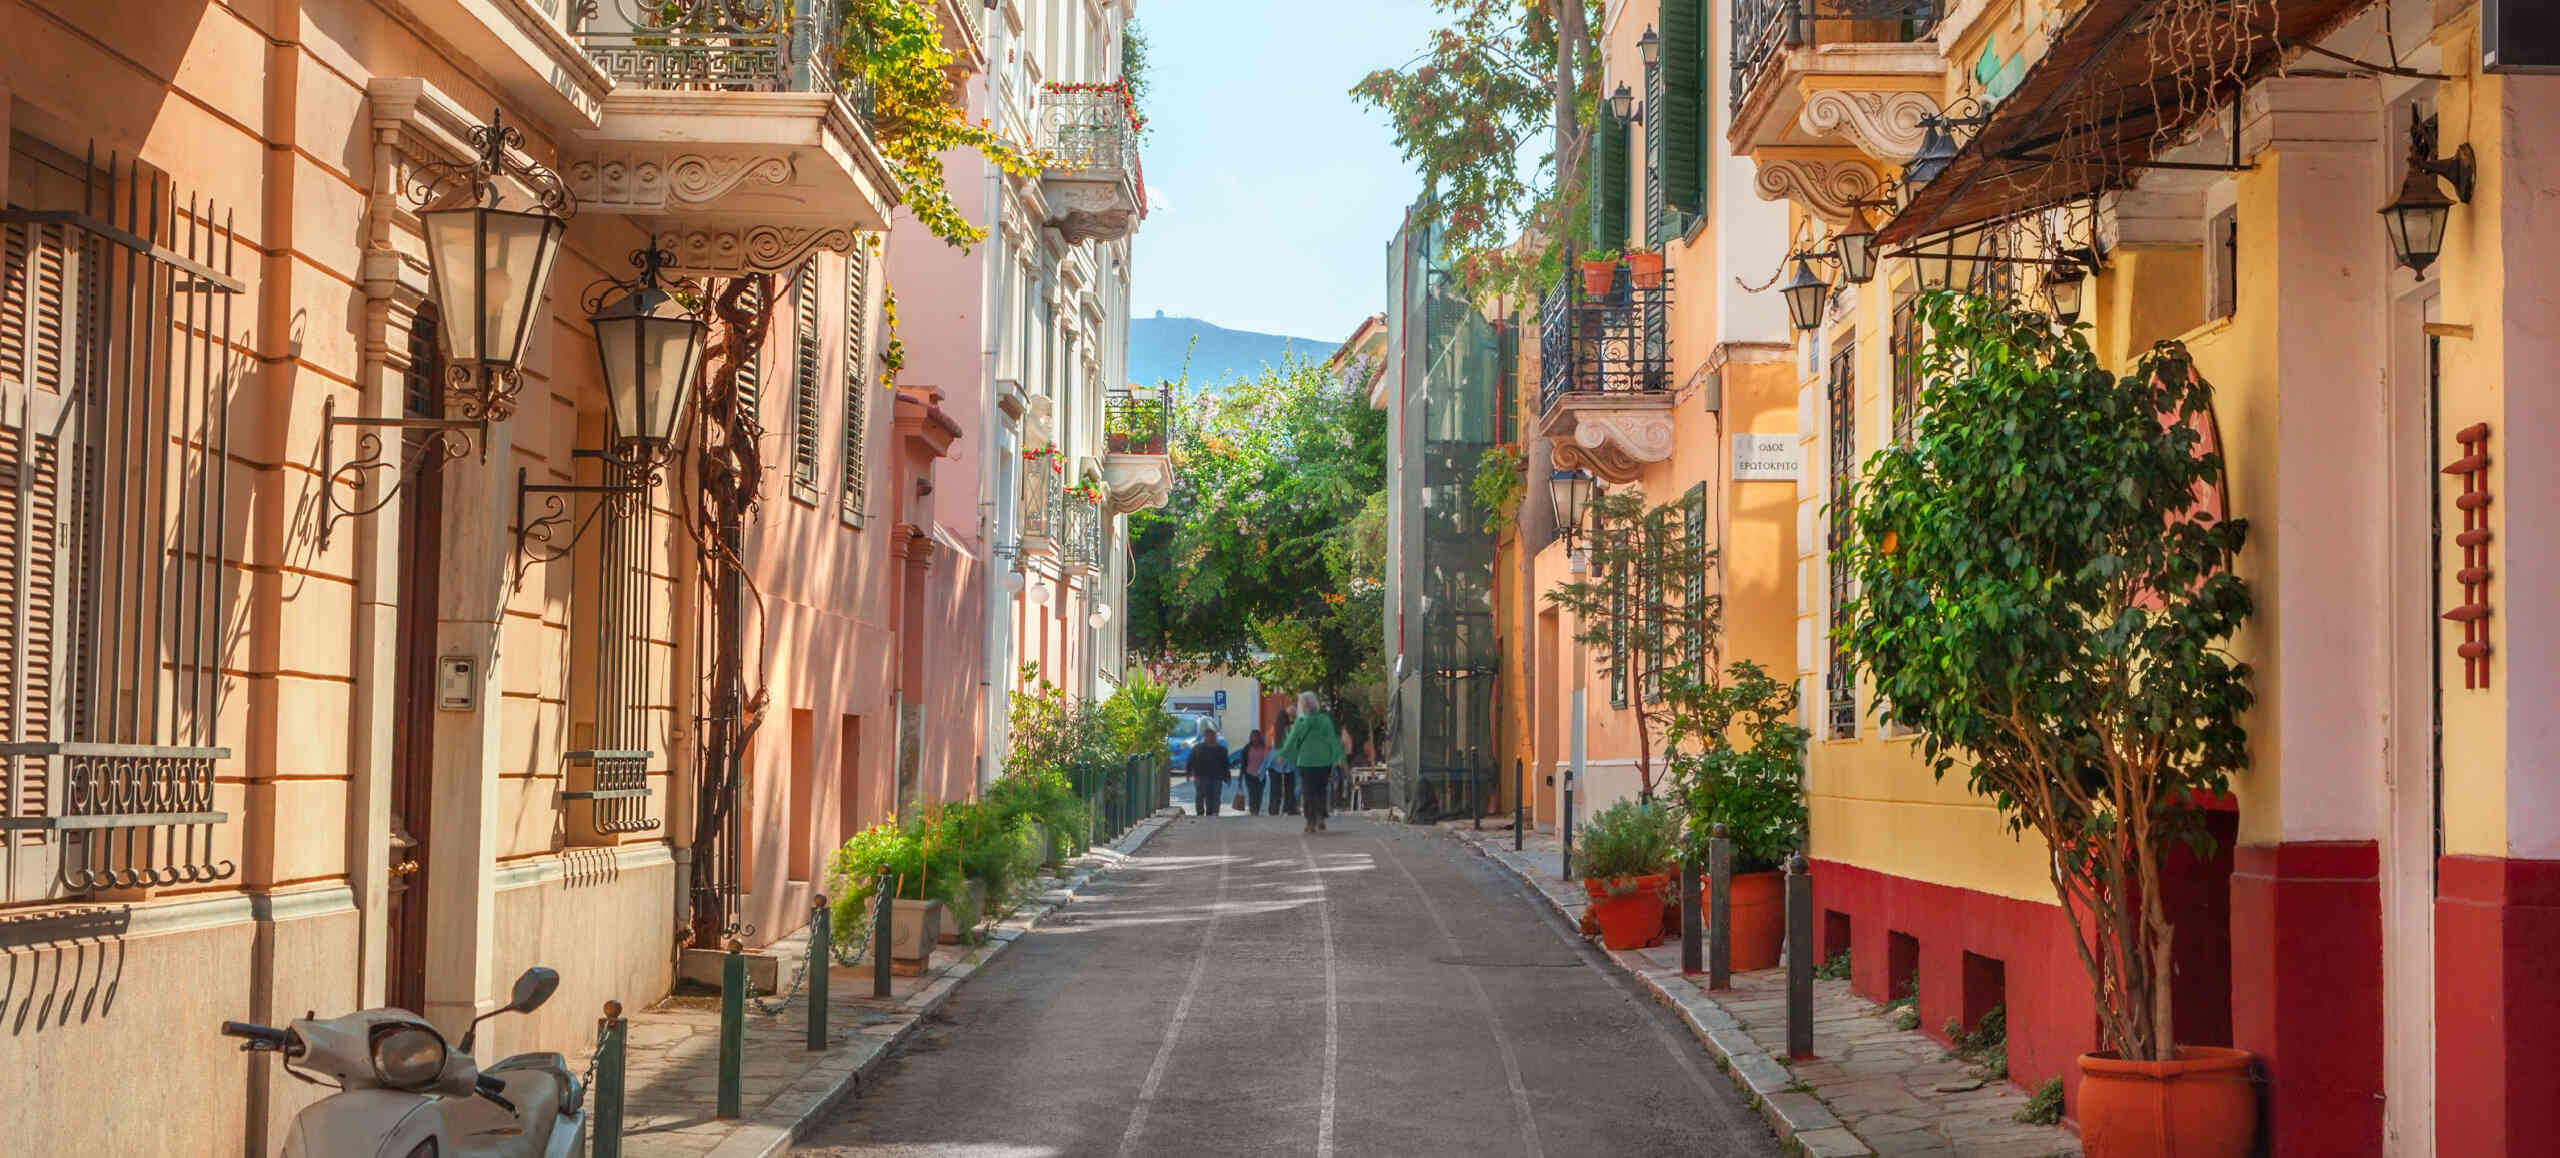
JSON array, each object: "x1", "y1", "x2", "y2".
[{"x1": 222, "y1": 965, "x2": 587, "y2": 1158}]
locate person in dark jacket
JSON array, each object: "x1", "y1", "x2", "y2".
[
  {"x1": 1185, "y1": 725, "x2": 1231, "y2": 817},
  {"x1": 1237, "y1": 729, "x2": 1271, "y2": 815}
]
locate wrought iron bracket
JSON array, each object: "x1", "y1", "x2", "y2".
[
  {"x1": 318, "y1": 396, "x2": 484, "y2": 552},
  {"x1": 513, "y1": 454, "x2": 654, "y2": 587}
]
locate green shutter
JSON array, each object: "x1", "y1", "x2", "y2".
[
  {"x1": 1586, "y1": 117, "x2": 1609, "y2": 249},
  {"x1": 1602, "y1": 119, "x2": 1632, "y2": 249},
  {"x1": 1662, "y1": 0, "x2": 1704, "y2": 219}
]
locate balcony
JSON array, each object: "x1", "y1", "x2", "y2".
[
  {"x1": 570, "y1": 0, "x2": 899, "y2": 274},
  {"x1": 1102, "y1": 389, "x2": 1173, "y2": 513},
  {"x1": 1729, "y1": 0, "x2": 1945, "y2": 162},
  {"x1": 1535, "y1": 262, "x2": 1676, "y2": 485},
  {"x1": 1061, "y1": 489, "x2": 1104, "y2": 574},
  {"x1": 1038, "y1": 83, "x2": 1146, "y2": 245}
]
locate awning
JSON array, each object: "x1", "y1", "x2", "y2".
[{"x1": 1878, "y1": 0, "x2": 2371, "y2": 247}]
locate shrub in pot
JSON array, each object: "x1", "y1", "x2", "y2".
[
  {"x1": 1664, "y1": 660, "x2": 1808, "y2": 972},
  {"x1": 825, "y1": 815, "x2": 962, "y2": 975},
  {"x1": 1576, "y1": 799, "x2": 1678, "y2": 950},
  {"x1": 1837, "y1": 292, "x2": 2257, "y2": 1157}
]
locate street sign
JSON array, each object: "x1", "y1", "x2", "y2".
[
  {"x1": 1214, "y1": 690, "x2": 1228, "y2": 709},
  {"x1": 1733, "y1": 433, "x2": 1802, "y2": 481}
]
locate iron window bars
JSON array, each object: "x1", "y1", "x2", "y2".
[
  {"x1": 1890, "y1": 295, "x2": 1920, "y2": 447},
  {"x1": 1538, "y1": 263, "x2": 1673, "y2": 415},
  {"x1": 1732, "y1": 0, "x2": 1943, "y2": 113},
  {"x1": 1826, "y1": 337, "x2": 1859, "y2": 740},
  {"x1": 561, "y1": 454, "x2": 663, "y2": 836},
  {"x1": 0, "y1": 151, "x2": 244, "y2": 899},
  {"x1": 574, "y1": 0, "x2": 875, "y2": 118},
  {"x1": 1104, "y1": 388, "x2": 1168, "y2": 455}
]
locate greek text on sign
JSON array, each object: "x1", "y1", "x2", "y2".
[{"x1": 1732, "y1": 433, "x2": 1802, "y2": 481}]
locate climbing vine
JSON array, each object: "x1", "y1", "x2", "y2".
[{"x1": 839, "y1": 0, "x2": 1046, "y2": 248}]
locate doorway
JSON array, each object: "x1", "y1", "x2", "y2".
[
  {"x1": 2382, "y1": 290, "x2": 2441, "y2": 1156},
  {"x1": 385, "y1": 313, "x2": 447, "y2": 1014}
]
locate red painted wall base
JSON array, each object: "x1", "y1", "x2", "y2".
[
  {"x1": 1809, "y1": 859, "x2": 2099, "y2": 1111},
  {"x1": 2230, "y1": 841, "x2": 2383, "y2": 1156},
  {"x1": 2435, "y1": 854, "x2": 2560, "y2": 1158}
]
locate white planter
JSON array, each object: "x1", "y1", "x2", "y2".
[{"x1": 890, "y1": 898, "x2": 944, "y2": 975}]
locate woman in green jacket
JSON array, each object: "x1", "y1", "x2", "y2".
[{"x1": 1274, "y1": 691, "x2": 1345, "y2": 832}]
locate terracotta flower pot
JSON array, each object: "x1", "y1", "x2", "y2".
[
  {"x1": 1580, "y1": 259, "x2": 1619, "y2": 296},
  {"x1": 1626, "y1": 251, "x2": 1666, "y2": 288},
  {"x1": 1666, "y1": 871, "x2": 1787, "y2": 970},
  {"x1": 1583, "y1": 874, "x2": 1667, "y2": 950},
  {"x1": 2077, "y1": 1045, "x2": 2257, "y2": 1158}
]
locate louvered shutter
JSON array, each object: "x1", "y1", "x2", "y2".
[
  {"x1": 1601, "y1": 120, "x2": 1632, "y2": 250},
  {"x1": 1662, "y1": 0, "x2": 1704, "y2": 219},
  {"x1": 839, "y1": 247, "x2": 869, "y2": 527},
  {"x1": 0, "y1": 219, "x2": 74, "y2": 848},
  {"x1": 1684, "y1": 483, "x2": 1708, "y2": 679},
  {"x1": 1607, "y1": 515, "x2": 1629, "y2": 710},
  {"x1": 1645, "y1": 58, "x2": 1667, "y2": 246},
  {"x1": 790, "y1": 257, "x2": 821, "y2": 502},
  {"x1": 735, "y1": 276, "x2": 763, "y2": 420}
]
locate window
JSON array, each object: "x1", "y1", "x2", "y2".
[
  {"x1": 1826, "y1": 337, "x2": 1858, "y2": 740},
  {"x1": 0, "y1": 149, "x2": 240, "y2": 900},
  {"x1": 840, "y1": 246, "x2": 871, "y2": 527},
  {"x1": 1607, "y1": 515, "x2": 1630, "y2": 710},
  {"x1": 1891, "y1": 295, "x2": 1920, "y2": 448},
  {"x1": 1641, "y1": 506, "x2": 1666, "y2": 704},
  {"x1": 789, "y1": 256, "x2": 822, "y2": 503},
  {"x1": 1682, "y1": 482, "x2": 1708, "y2": 679},
  {"x1": 2207, "y1": 206, "x2": 2239, "y2": 321}
]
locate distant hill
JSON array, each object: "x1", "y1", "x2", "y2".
[{"x1": 1130, "y1": 313, "x2": 1338, "y2": 389}]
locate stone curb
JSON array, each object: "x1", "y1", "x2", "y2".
[
  {"x1": 1449, "y1": 829, "x2": 1879, "y2": 1158},
  {"x1": 695, "y1": 811, "x2": 1183, "y2": 1158}
]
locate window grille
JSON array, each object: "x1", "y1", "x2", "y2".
[
  {"x1": 0, "y1": 151, "x2": 244, "y2": 900},
  {"x1": 1641, "y1": 506, "x2": 1667, "y2": 703},
  {"x1": 789, "y1": 256, "x2": 821, "y2": 503},
  {"x1": 1891, "y1": 295, "x2": 1920, "y2": 448},
  {"x1": 1683, "y1": 482, "x2": 1709, "y2": 679},
  {"x1": 839, "y1": 246, "x2": 869, "y2": 527},
  {"x1": 1606, "y1": 516, "x2": 1629, "y2": 710},
  {"x1": 1826, "y1": 338, "x2": 1858, "y2": 740},
  {"x1": 564, "y1": 454, "x2": 661, "y2": 836}
]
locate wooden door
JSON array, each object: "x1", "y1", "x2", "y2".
[{"x1": 385, "y1": 313, "x2": 446, "y2": 1014}]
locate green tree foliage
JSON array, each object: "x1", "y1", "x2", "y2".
[
  {"x1": 840, "y1": 0, "x2": 1047, "y2": 248},
  {"x1": 1470, "y1": 443, "x2": 1528, "y2": 534},
  {"x1": 1544, "y1": 488, "x2": 1719, "y2": 798},
  {"x1": 1834, "y1": 291, "x2": 2255, "y2": 1062},
  {"x1": 1352, "y1": 1, "x2": 1599, "y2": 291},
  {"x1": 1121, "y1": 19, "x2": 1152, "y2": 135},
  {"x1": 1662, "y1": 660, "x2": 1808, "y2": 874},
  {"x1": 1127, "y1": 359, "x2": 1389, "y2": 740}
]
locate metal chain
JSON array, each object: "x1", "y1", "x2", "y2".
[
  {"x1": 746, "y1": 889, "x2": 887, "y2": 1015},
  {"x1": 580, "y1": 1011, "x2": 612, "y2": 1091}
]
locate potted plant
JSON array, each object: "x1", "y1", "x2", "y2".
[
  {"x1": 1664, "y1": 660, "x2": 1808, "y2": 971},
  {"x1": 1625, "y1": 247, "x2": 1667, "y2": 289},
  {"x1": 825, "y1": 815, "x2": 961, "y2": 975},
  {"x1": 1579, "y1": 249, "x2": 1622, "y2": 296},
  {"x1": 1576, "y1": 799, "x2": 1678, "y2": 950},
  {"x1": 1837, "y1": 292, "x2": 2257, "y2": 1157}
]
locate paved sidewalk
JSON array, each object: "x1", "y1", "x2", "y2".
[
  {"x1": 1452, "y1": 825, "x2": 2082, "y2": 1158},
  {"x1": 609, "y1": 811, "x2": 1183, "y2": 1158}
]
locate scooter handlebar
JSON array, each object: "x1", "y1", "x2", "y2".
[{"x1": 220, "y1": 1021, "x2": 296, "y2": 1053}]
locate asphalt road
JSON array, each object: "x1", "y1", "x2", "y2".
[{"x1": 794, "y1": 812, "x2": 1780, "y2": 1158}]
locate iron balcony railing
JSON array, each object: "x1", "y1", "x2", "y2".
[
  {"x1": 1732, "y1": 0, "x2": 1943, "y2": 112},
  {"x1": 578, "y1": 0, "x2": 876, "y2": 120},
  {"x1": 1104, "y1": 389, "x2": 1168, "y2": 455},
  {"x1": 1061, "y1": 491, "x2": 1103, "y2": 570},
  {"x1": 1538, "y1": 263, "x2": 1673, "y2": 414},
  {"x1": 1019, "y1": 451, "x2": 1066, "y2": 549},
  {"x1": 1040, "y1": 83, "x2": 1145, "y2": 205}
]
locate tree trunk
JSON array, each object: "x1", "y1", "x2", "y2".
[{"x1": 1548, "y1": 0, "x2": 1589, "y2": 189}]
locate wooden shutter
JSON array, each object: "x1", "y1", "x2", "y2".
[
  {"x1": 790, "y1": 257, "x2": 821, "y2": 502},
  {"x1": 735, "y1": 276, "x2": 763, "y2": 419},
  {"x1": 1645, "y1": 57, "x2": 1666, "y2": 247},
  {"x1": 0, "y1": 219, "x2": 76, "y2": 845},
  {"x1": 1661, "y1": 0, "x2": 1705, "y2": 219},
  {"x1": 1683, "y1": 483, "x2": 1708, "y2": 679},
  {"x1": 839, "y1": 247, "x2": 869, "y2": 527},
  {"x1": 1600, "y1": 120, "x2": 1632, "y2": 250}
]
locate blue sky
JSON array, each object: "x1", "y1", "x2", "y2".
[{"x1": 1126, "y1": 1, "x2": 1445, "y2": 345}]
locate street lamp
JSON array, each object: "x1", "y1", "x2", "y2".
[
  {"x1": 1902, "y1": 120, "x2": 1958, "y2": 186},
  {"x1": 1834, "y1": 226, "x2": 1878, "y2": 285},
  {"x1": 1638, "y1": 26, "x2": 1661, "y2": 68},
  {"x1": 2380, "y1": 108, "x2": 2473, "y2": 276},
  {"x1": 2044, "y1": 260, "x2": 2089, "y2": 324},
  {"x1": 1547, "y1": 468, "x2": 1597, "y2": 551},
  {"x1": 415, "y1": 110, "x2": 573, "y2": 421},
  {"x1": 1609, "y1": 83, "x2": 1640, "y2": 125},
  {"x1": 1780, "y1": 255, "x2": 1832, "y2": 332},
  {"x1": 588, "y1": 248, "x2": 705, "y2": 453}
]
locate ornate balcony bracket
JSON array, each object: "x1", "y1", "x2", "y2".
[
  {"x1": 1797, "y1": 89, "x2": 1941, "y2": 163},
  {"x1": 1537, "y1": 394, "x2": 1678, "y2": 486},
  {"x1": 1753, "y1": 157, "x2": 1885, "y2": 228},
  {"x1": 1102, "y1": 452, "x2": 1172, "y2": 513}
]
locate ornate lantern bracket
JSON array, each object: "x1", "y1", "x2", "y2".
[
  {"x1": 316, "y1": 396, "x2": 483, "y2": 552},
  {"x1": 513, "y1": 457, "x2": 657, "y2": 588}
]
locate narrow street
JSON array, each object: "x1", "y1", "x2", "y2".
[{"x1": 795, "y1": 814, "x2": 1780, "y2": 1158}]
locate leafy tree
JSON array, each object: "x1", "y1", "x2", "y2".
[
  {"x1": 1127, "y1": 359, "x2": 1389, "y2": 740},
  {"x1": 1662, "y1": 661, "x2": 1808, "y2": 874},
  {"x1": 840, "y1": 0, "x2": 1047, "y2": 248},
  {"x1": 1544, "y1": 488, "x2": 1719, "y2": 800},
  {"x1": 1834, "y1": 291, "x2": 2254, "y2": 1062},
  {"x1": 1352, "y1": 0, "x2": 1599, "y2": 291}
]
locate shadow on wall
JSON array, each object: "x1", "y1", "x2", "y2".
[{"x1": 0, "y1": 905, "x2": 130, "y2": 1035}]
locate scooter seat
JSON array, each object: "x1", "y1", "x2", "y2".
[{"x1": 449, "y1": 1058, "x2": 568, "y2": 1158}]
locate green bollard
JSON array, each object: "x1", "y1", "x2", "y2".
[
  {"x1": 807, "y1": 896, "x2": 830, "y2": 1051},
  {"x1": 873, "y1": 870, "x2": 894, "y2": 998},
  {"x1": 593, "y1": 1001, "x2": 627, "y2": 1158},
  {"x1": 718, "y1": 941, "x2": 745, "y2": 1118}
]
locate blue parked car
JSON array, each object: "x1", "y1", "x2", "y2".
[{"x1": 1165, "y1": 713, "x2": 1219, "y2": 765}]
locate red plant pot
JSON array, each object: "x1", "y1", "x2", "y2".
[
  {"x1": 1583, "y1": 874, "x2": 1667, "y2": 950},
  {"x1": 1580, "y1": 259, "x2": 1618, "y2": 296},
  {"x1": 1665, "y1": 871, "x2": 1787, "y2": 970},
  {"x1": 1626, "y1": 251, "x2": 1666, "y2": 288},
  {"x1": 2077, "y1": 1045, "x2": 2257, "y2": 1158}
]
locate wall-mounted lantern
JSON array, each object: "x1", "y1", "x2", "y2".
[
  {"x1": 2044, "y1": 260, "x2": 2088, "y2": 324},
  {"x1": 1548, "y1": 468, "x2": 1597, "y2": 551},
  {"x1": 2380, "y1": 108, "x2": 2473, "y2": 276},
  {"x1": 1779, "y1": 256, "x2": 1833, "y2": 332},
  {"x1": 1638, "y1": 26, "x2": 1661, "y2": 68},
  {"x1": 1609, "y1": 83, "x2": 1642, "y2": 126},
  {"x1": 1834, "y1": 227, "x2": 1878, "y2": 285}
]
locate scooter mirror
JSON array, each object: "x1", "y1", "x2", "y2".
[{"x1": 507, "y1": 967, "x2": 559, "y2": 1014}]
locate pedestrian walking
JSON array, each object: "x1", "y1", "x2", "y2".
[
  {"x1": 1275, "y1": 692, "x2": 1345, "y2": 833},
  {"x1": 1238, "y1": 728, "x2": 1271, "y2": 815},
  {"x1": 1185, "y1": 724, "x2": 1230, "y2": 817},
  {"x1": 1267, "y1": 710, "x2": 1299, "y2": 815}
]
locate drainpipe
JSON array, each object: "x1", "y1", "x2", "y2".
[{"x1": 977, "y1": 5, "x2": 1011, "y2": 793}]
